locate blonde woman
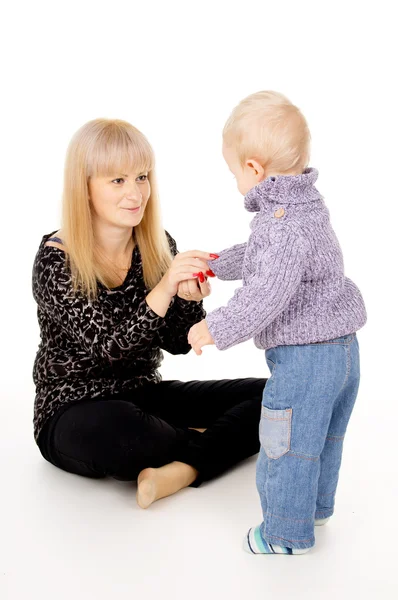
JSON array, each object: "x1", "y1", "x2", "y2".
[{"x1": 32, "y1": 119, "x2": 266, "y2": 508}]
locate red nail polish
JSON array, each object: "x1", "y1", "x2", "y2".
[
  {"x1": 206, "y1": 270, "x2": 216, "y2": 277},
  {"x1": 192, "y1": 272, "x2": 200, "y2": 277},
  {"x1": 210, "y1": 254, "x2": 220, "y2": 259},
  {"x1": 198, "y1": 272, "x2": 205, "y2": 283}
]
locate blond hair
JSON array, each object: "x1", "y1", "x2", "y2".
[
  {"x1": 223, "y1": 91, "x2": 311, "y2": 175},
  {"x1": 61, "y1": 118, "x2": 172, "y2": 299}
]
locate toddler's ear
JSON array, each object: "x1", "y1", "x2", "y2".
[{"x1": 245, "y1": 158, "x2": 265, "y2": 181}]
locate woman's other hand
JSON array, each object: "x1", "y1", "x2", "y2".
[{"x1": 177, "y1": 275, "x2": 212, "y2": 302}]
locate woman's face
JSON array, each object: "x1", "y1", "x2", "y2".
[{"x1": 88, "y1": 169, "x2": 150, "y2": 229}]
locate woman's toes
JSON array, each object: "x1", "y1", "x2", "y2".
[
  {"x1": 137, "y1": 467, "x2": 156, "y2": 485},
  {"x1": 137, "y1": 468, "x2": 158, "y2": 509},
  {"x1": 137, "y1": 478, "x2": 157, "y2": 509}
]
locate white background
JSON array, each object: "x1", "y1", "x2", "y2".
[{"x1": 1, "y1": 1, "x2": 397, "y2": 599}]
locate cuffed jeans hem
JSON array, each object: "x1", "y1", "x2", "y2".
[
  {"x1": 262, "y1": 530, "x2": 315, "y2": 550},
  {"x1": 315, "y1": 509, "x2": 334, "y2": 519}
]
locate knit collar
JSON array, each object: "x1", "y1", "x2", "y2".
[{"x1": 244, "y1": 167, "x2": 321, "y2": 212}]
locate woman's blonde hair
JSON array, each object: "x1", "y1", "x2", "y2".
[
  {"x1": 61, "y1": 118, "x2": 173, "y2": 299},
  {"x1": 223, "y1": 91, "x2": 311, "y2": 174}
]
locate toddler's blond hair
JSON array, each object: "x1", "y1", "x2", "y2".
[{"x1": 223, "y1": 91, "x2": 311, "y2": 175}]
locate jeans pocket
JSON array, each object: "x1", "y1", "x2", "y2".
[{"x1": 259, "y1": 406, "x2": 292, "y2": 459}]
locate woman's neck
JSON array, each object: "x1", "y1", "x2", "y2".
[{"x1": 93, "y1": 221, "x2": 134, "y2": 261}]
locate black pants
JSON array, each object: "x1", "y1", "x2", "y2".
[{"x1": 38, "y1": 378, "x2": 267, "y2": 486}]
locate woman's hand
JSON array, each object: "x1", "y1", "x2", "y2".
[
  {"x1": 146, "y1": 250, "x2": 216, "y2": 317},
  {"x1": 177, "y1": 275, "x2": 212, "y2": 302},
  {"x1": 161, "y1": 250, "x2": 216, "y2": 298},
  {"x1": 188, "y1": 319, "x2": 215, "y2": 355},
  {"x1": 161, "y1": 250, "x2": 215, "y2": 298}
]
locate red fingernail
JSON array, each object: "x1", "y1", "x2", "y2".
[
  {"x1": 192, "y1": 272, "x2": 200, "y2": 277},
  {"x1": 210, "y1": 254, "x2": 219, "y2": 259},
  {"x1": 198, "y1": 272, "x2": 205, "y2": 283},
  {"x1": 206, "y1": 270, "x2": 216, "y2": 277}
]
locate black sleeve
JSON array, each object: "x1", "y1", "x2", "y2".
[
  {"x1": 155, "y1": 232, "x2": 206, "y2": 355},
  {"x1": 32, "y1": 249, "x2": 166, "y2": 365}
]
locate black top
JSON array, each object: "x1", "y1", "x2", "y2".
[{"x1": 32, "y1": 230, "x2": 206, "y2": 441}]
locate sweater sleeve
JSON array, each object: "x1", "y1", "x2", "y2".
[
  {"x1": 210, "y1": 242, "x2": 247, "y2": 280},
  {"x1": 32, "y1": 250, "x2": 166, "y2": 364},
  {"x1": 205, "y1": 226, "x2": 307, "y2": 350},
  {"x1": 155, "y1": 232, "x2": 206, "y2": 354}
]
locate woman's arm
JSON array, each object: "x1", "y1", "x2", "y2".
[
  {"x1": 33, "y1": 250, "x2": 168, "y2": 364},
  {"x1": 209, "y1": 242, "x2": 247, "y2": 280},
  {"x1": 154, "y1": 232, "x2": 206, "y2": 354},
  {"x1": 156, "y1": 295, "x2": 206, "y2": 355}
]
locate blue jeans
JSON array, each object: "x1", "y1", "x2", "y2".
[{"x1": 256, "y1": 333, "x2": 360, "y2": 550}]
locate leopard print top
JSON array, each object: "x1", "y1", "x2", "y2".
[{"x1": 32, "y1": 230, "x2": 206, "y2": 441}]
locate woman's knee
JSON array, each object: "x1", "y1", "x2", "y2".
[
  {"x1": 52, "y1": 399, "x2": 184, "y2": 479},
  {"x1": 53, "y1": 400, "x2": 141, "y2": 450}
]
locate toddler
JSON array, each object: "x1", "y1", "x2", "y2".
[{"x1": 188, "y1": 91, "x2": 367, "y2": 554}]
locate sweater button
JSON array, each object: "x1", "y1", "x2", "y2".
[{"x1": 274, "y1": 207, "x2": 285, "y2": 218}]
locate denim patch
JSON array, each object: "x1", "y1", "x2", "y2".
[{"x1": 260, "y1": 406, "x2": 292, "y2": 459}]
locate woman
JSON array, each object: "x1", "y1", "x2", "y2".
[{"x1": 33, "y1": 118, "x2": 266, "y2": 508}]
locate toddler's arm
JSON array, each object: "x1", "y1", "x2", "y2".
[
  {"x1": 206, "y1": 226, "x2": 308, "y2": 350},
  {"x1": 209, "y1": 242, "x2": 247, "y2": 280}
]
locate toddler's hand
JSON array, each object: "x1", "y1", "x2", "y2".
[{"x1": 188, "y1": 320, "x2": 215, "y2": 355}]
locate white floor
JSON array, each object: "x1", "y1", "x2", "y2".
[
  {"x1": 2, "y1": 2, "x2": 398, "y2": 595},
  {"x1": 1, "y1": 386, "x2": 397, "y2": 600}
]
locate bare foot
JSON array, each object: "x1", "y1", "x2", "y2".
[
  {"x1": 136, "y1": 462, "x2": 199, "y2": 509},
  {"x1": 136, "y1": 469, "x2": 157, "y2": 509}
]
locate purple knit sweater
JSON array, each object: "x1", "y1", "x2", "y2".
[{"x1": 206, "y1": 168, "x2": 366, "y2": 351}]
